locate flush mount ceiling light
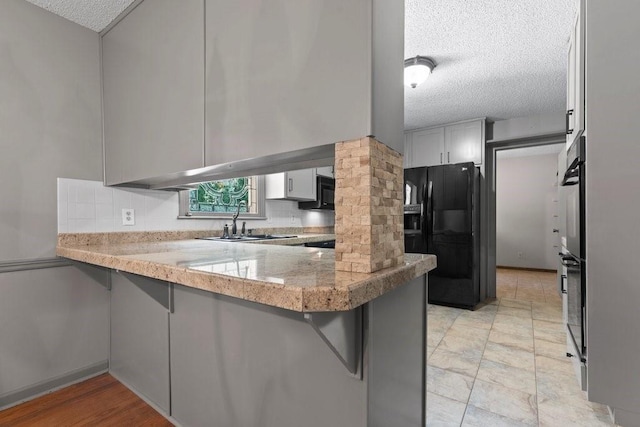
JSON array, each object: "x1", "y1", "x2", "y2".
[{"x1": 404, "y1": 56, "x2": 436, "y2": 88}]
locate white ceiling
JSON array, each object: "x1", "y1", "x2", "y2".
[
  {"x1": 24, "y1": 0, "x2": 134, "y2": 32},
  {"x1": 24, "y1": 0, "x2": 577, "y2": 131}
]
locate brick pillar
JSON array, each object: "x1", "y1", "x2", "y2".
[{"x1": 334, "y1": 137, "x2": 404, "y2": 273}]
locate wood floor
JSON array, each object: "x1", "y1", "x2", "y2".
[{"x1": 0, "y1": 374, "x2": 172, "y2": 427}]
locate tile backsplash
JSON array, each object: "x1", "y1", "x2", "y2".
[{"x1": 57, "y1": 178, "x2": 334, "y2": 233}]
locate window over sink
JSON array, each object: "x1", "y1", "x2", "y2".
[{"x1": 178, "y1": 176, "x2": 266, "y2": 218}]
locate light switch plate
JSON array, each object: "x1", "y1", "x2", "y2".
[{"x1": 122, "y1": 208, "x2": 135, "y2": 226}]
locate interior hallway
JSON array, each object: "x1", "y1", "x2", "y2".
[{"x1": 426, "y1": 268, "x2": 615, "y2": 426}]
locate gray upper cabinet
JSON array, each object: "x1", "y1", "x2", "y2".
[
  {"x1": 102, "y1": 0, "x2": 205, "y2": 185},
  {"x1": 102, "y1": 0, "x2": 403, "y2": 187},
  {"x1": 404, "y1": 119, "x2": 484, "y2": 168},
  {"x1": 204, "y1": 1, "x2": 371, "y2": 167}
]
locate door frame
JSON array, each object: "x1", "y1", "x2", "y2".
[{"x1": 483, "y1": 133, "x2": 565, "y2": 298}]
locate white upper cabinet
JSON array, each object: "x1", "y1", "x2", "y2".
[
  {"x1": 265, "y1": 169, "x2": 317, "y2": 201},
  {"x1": 102, "y1": 0, "x2": 204, "y2": 185},
  {"x1": 566, "y1": 0, "x2": 585, "y2": 149},
  {"x1": 445, "y1": 120, "x2": 483, "y2": 165},
  {"x1": 410, "y1": 127, "x2": 445, "y2": 168},
  {"x1": 404, "y1": 119, "x2": 484, "y2": 168}
]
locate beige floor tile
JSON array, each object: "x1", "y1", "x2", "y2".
[
  {"x1": 429, "y1": 347, "x2": 482, "y2": 378},
  {"x1": 483, "y1": 342, "x2": 535, "y2": 372},
  {"x1": 426, "y1": 345, "x2": 436, "y2": 360},
  {"x1": 467, "y1": 379, "x2": 538, "y2": 426},
  {"x1": 427, "y1": 365, "x2": 475, "y2": 404},
  {"x1": 427, "y1": 329, "x2": 446, "y2": 348},
  {"x1": 488, "y1": 330, "x2": 534, "y2": 352},
  {"x1": 452, "y1": 313, "x2": 494, "y2": 331},
  {"x1": 426, "y1": 392, "x2": 467, "y2": 427},
  {"x1": 426, "y1": 269, "x2": 613, "y2": 427},
  {"x1": 535, "y1": 338, "x2": 570, "y2": 361},
  {"x1": 533, "y1": 319, "x2": 566, "y2": 344},
  {"x1": 498, "y1": 305, "x2": 533, "y2": 319},
  {"x1": 438, "y1": 334, "x2": 485, "y2": 360},
  {"x1": 538, "y1": 400, "x2": 614, "y2": 427},
  {"x1": 492, "y1": 313, "x2": 533, "y2": 333},
  {"x1": 532, "y1": 302, "x2": 563, "y2": 323},
  {"x1": 462, "y1": 405, "x2": 533, "y2": 427},
  {"x1": 500, "y1": 298, "x2": 532, "y2": 310},
  {"x1": 535, "y1": 355, "x2": 575, "y2": 377},
  {"x1": 516, "y1": 290, "x2": 547, "y2": 303},
  {"x1": 447, "y1": 323, "x2": 491, "y2": 342},
  {"x1": 497, "y1": 289, "x2": 517, "y2": 299},
  {"x1": 476, "y1": 359, "x2": 537, "y2": 395}
]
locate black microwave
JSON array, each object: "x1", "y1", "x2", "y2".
[{"x1": 298, "y1": 176, "x2": 335, "y2": 210}]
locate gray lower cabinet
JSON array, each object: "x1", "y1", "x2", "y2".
[
  {"x1": 0, "y1": 265, "x2": 110, "y2": 409},
  {"x1": 169, "y1": 284, "x2": 367, "y2": 427},
  {"x1": 169, "y1": 276, "x2": 426, "y2": 427},
  {"x1": 109, "y1": 272, "x2": 171, "y2": 413}
]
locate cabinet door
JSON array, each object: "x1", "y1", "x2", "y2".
[
  {"x1": 411, "y1": 127, "x2": 445, "y2": 168},
  {"x1": 566, "y1": 2, "x2": 585, "y2": 150},
  {"x1": 110, "y1": 272, "x2": 170, "y2": 412},
  {"x1": 287, "y1": 169, "x2": 317, "y2": 200},
  {"x1": 445, "y1": 121, "x2": 483, "y2": 165},
  {"x1": 102, "y1": 0, "x2": 204, "y2": 185},
  {"x1": 403, "y1": 133, "x2": 412, "y2": 168},
  {"x1": 204, "y1": 1, "x2": 371, "y2": 167},
  {"x1": 265, "y1": 169, "x2": 317, "y2": 201}
]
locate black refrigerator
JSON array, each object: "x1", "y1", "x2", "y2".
[{"x1": 404, "y1": 162, "x2": 481, "y2": 309}]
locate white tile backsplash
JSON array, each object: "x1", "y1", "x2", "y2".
[{"x1": 57, "y1": 178, "x2": 334, "y2": 233}]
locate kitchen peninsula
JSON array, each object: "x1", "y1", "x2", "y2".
[{"x1": 57, "y1": 232, "x2": 436, "y2": 427}]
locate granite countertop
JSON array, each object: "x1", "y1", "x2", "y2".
[{"x1": 56, "y1": 232, "x2": 436, "y2": 312}]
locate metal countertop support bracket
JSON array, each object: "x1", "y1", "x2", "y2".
[
  {"x1": 119, "y1": 271, "x2": 174, "y2": 313},
  {"x1": 304, "y1": 308, "x2": 362, "y2": 378}
]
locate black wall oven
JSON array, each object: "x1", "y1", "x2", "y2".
[{"x1": 561, "y1": 136, "x2": 586, "y2": 365}]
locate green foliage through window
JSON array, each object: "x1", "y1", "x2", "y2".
[{"x1": 189, "y1": 178, "x2": 250, "y2": 213}]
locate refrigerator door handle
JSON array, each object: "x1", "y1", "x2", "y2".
[{"x1": 425, "y1": 181, "x2": 433, "y2": 241}]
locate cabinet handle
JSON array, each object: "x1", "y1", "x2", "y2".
[
  {"x1": 566, "y1": 109, "x2": 574, "y2": 135},
  {"x1": 288, "y1": 178, "x2": 293, "y2": 193},
  {"x1": 447, "y1": 152, "x2": 450, "y2": 163},
  {"x1": 440, "y1": 153, "x2": 443, "y2": 164}
]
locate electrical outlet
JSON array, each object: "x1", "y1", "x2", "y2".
[
  {"x1": 122, "y1": 208, "x2": 135, "y2": 226},
  {"x1": 517, "y1": 251, "x2": 523, "y2": 259},
  {"x1": 291, "y1": 214, "x2": 296, "y2": 223}
]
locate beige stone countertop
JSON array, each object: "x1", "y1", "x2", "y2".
[{"x1": 56, "y1": 235, "x2": 436, "y2": 312}]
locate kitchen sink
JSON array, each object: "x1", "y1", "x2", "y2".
[{"x1": 199, "y1": 235, "x2": 297, "y2": 242}]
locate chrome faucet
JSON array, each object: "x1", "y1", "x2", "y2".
[{"x1": 231, "y1": 201, "x2": 246, "y2": 236}]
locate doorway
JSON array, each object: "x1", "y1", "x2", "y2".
[{"x1": 483, "y1": 134, "x2": 566, "y2": 299}]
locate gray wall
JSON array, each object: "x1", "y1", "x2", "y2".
[
  {"x1": 0, "y1": 0, "x2": 108, "y2": 408},
  {"x1": 496, "y1": 153, "x2": 558, "y2": 270},
  {"x1": 585, "y1": 0, "x2": 640, "y2": 423},
  {"x1": 0, "y1": 0, "x2": 102, "y2": 260}
]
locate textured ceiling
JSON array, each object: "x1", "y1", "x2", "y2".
[
  {"x1": 24, "y1": 0, "x2": 135, "y2": 32},
  {"x1": 405, "y1": 0, "x2": 577, "y2": 130},
  {"x1": 24, "y1": 0, "x2": 577, "y2": 131}
]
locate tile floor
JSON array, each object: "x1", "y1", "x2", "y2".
[{"x1": 426, "y1": 268, "x2": 616, "y2": 426}]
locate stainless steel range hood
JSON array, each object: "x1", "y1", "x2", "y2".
[{"x1": 121, "y1": 144, "x2": 336, "y2": 191}]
